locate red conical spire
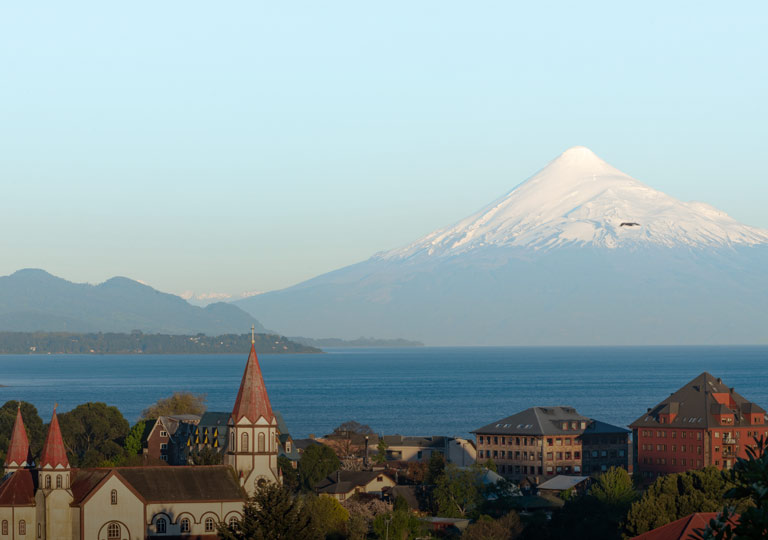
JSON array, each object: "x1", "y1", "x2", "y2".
[
  {"x1": 4, "y1": 404, "x2": 32, "y2": 468},
  {"x1": 39, "y1": 405, "x2": 69, "y2": 469},
  {"x1": 231, "y1": 343, "x2": 274, "y2": 424}
]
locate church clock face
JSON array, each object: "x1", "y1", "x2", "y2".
[{"x1": 255, "y1": 475, "x2": 269, "y2": 489}]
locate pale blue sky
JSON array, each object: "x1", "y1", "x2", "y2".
[{"x1": 1, "y1": 1, "x2": 766, "y2": 299}]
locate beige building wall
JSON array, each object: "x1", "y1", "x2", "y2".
[
  {"x1": 35, "y1": 486, "x2": 73, "y2": 540},
  {"x1": 447, "y1": 438, "x2": 477, "y2": 467},
  {"x1": 146, "y1": 502, "x2": 243, "y2": 535},
  {"x1": 0, "y1": 506, "x2": 36, "y2": 540},
  {"x1": 80, "y1": 476, "x2": 144, "y2": 540},
  {"x1": 227, "y1": 416, "x2": 279, "y2": 496}
]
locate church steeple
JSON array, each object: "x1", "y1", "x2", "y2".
[
  {"x1": 40, "y1": 405, "x2": 69, "y2": 470},
  {"x1": 226, "y1": 339, "x2": 280, "y2": 494},
  {"x1": 231, "y1": 342, "x2": 274, "y2": 424},
  {"x1": 4, "y1": 404, "x2": 32, "y2": 472}
]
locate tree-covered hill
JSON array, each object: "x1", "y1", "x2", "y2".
[{"x1": 0, "y1": 331, "x2": 320, "y2": 354}]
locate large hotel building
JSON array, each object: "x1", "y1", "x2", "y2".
[
  {"x1": 631, "y1": 372, "x2": 767, "y2": 480},
  {"x1": 473, "y1": 406, "x2": 630, "y2": 483}
]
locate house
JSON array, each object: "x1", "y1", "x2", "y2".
[
  {"x1": 144, "y1": 414, "x2": 200, "y2": 464},
  {"x1": 631, "y1": 512, "x2": 737, "y2": 539},
  {"x1": 536, "y1": 475, "x2": 591, "y2": 496},
  {"x1": 0, "y1": 339, "x2": 281, "y2": 538},
  {"x1": 473, "y1": 406, "x2": 630, "y2": 483},
  {"x1": 381, "y1": 435, "x2": 476, "y2": 466},
  {"x1": 315, "y1": 470, "x2": 396, "y2": 501},
  {"x1": 631, "y1": 372, "x2": 768, "y2": 480}
]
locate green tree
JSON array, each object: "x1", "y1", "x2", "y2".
[
  {"x1": 701, "y1": 436, "x2": 768, "y2": 539},
  {"x1": 300, "y1": 444, "x2": 341, "y2": 491},
  {"x1": 482, "y1": 458, "x2": 498, "y2": 473},
  {"x1": 623, "y1": 467, "x2": 746, "y2": 537},
  {"x1": 190, "y1": 446, "x2": 223, "y2": 465},
  {"x1": 374, "y1": 438, "x2": 388, "y2": 464},
  {"x1": 123, "y1": 420, "x2": 146, "y2": 456},
  {"x1": 58, "y1": 402, "x2": 130, "y2": 467},
  {"x1": 0, "y1": 400, "x2": 46, "y2": 471},
  {"x1": 426, "y1": 451, "x2": 446, "y2": 484},
  {"x1": 434, "y1": 464, "x2": 483, "y2": 518},
  {"x1": 590, "y1": 466, "x2": 637, "y2": 508},
  {"x1": 278, "y1": 455, "x2": 299, "y2": 493},
  {"x1": 462, "y1": 512, "x2": 523, "y2": 540},
  {"x1": 372, "y1": 509, "x2": 424, "y2": 540},
  {"x1": 217, "y1": 482, "x2": 318, "y2": 540},
  {"x1": 304, "y1": 494, "x2": 350, "y2": 538},
  {"x1": 140, "y1": 391, "x2": 206, "y2": 419}
]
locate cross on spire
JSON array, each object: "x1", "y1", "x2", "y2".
[{"x1": 251, "y1": 325, "x2": 256, "y2": 344}]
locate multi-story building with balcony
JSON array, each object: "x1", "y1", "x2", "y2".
[
  {"x1": 631, "y1": 372, "x2": 767, "y2": 480},
  {"x1": 473, "y1": 406, "x2": 630, "y2": 484}
]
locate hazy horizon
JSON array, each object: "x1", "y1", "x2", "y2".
[{"x1": 2, "y1": 2, "x2": 766, "y2": 302}]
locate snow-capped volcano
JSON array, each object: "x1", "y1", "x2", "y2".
[
  {"x1": 237, "y1": 147, "x2": 768, "y2": 345},
  {"x1": 384, "y1": 146, "x2": 768, "y2": 258}
]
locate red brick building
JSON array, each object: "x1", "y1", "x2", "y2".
[{"x1": 631, "y1": 372, "x2": 767, "y2": 480}]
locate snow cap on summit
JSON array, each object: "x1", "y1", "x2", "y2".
[{"x1": 381, "y1": 147, "x2": 768, "y2": 257}]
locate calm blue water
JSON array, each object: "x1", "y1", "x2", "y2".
[{"x1": 1, "y1": 347, "x2": 767, "y2": 439}]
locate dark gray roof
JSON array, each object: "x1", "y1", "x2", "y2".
[
  {"x1": 630, "y1": 372, "x2": 767, "y2": 429},
  {"x1": 315, "y1": 470, "x2": 393, "y2": 494},
  {"x1": 473, "y1": 406, "x2": 626, "y2": 436},
  {"x1": 537, "y1": 475, "x2": 590, "y2": 491},
  {"x1": 381, "y1": 435, "x2": 448, "y2": 448},
  {"x1": 116, "y1": 465, "x2": 244, "y2": 502},
  {"x1": 199, "y1": 412, "x2": 230, "y2": 428}
]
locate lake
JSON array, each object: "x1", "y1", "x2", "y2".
[{"x1": 1, "y1": 346, "x2": 767, "y2": 439}]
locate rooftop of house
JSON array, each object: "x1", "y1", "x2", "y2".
[
  {"x1": 537, "y1": 475, "x2": 591, "y2": 491},
  {"x1": 473, "y1": 406, "x2": 629, "y2": 436},
  {"x1": 631, "y1": 512, "x2": 737, "y2": 540},
  {"x1": 630, "y1": 372, "x2": 767, "y2": 430},
  {"x1": 315, "y1": 470, "x2": 394, "y2": 495},
  {"x1": 0, "y1": 469, "x2": 36, "y2": 506},
  {"x1": 381, "y1": 435, "x2": 448, "y2": 448}
]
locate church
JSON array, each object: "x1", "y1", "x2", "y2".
[{"x1": 0, "y1": 340, "x2": 280, "y2": 539}]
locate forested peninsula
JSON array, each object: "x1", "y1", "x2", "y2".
[{"x1": 0, "y1": 331, "x2": 320, "y2": 354}]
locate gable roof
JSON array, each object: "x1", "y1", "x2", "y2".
[
  {"x1": 231, "y1": 344, "x2": 274, "y2": 424},
  {"x1": 115, "y1": 465, "x2": 244, "y2": 502},
  {"x1": 4, "y1": 406, "x2": 32, "y2": 468},
  {"x1": 630, "y1": 372, "x2": 767, "y2": 429},
  {"x1": 70, "y1": 468, "x2": 112, "y2": 505},
  {"x1": 0, "y1": 469, "x2": 36, "y2": 506},
  {"x1": 631, "y1": 512, "x2": 736, "y2": 539},
  {"x1": 473, "y1": 406, "x2": 628, "y2": 436},
  {"x1": 40, "y1": 407, "x2": 69, "y2": 469},
  {"x1": 316, "y1": 470, "x2": 394, "y2": 494}
]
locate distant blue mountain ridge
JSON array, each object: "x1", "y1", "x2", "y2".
[{"x1": 0, "y1": 269, "x2": 267, "y2": 336}]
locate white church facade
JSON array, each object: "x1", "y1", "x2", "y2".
[{"x1": 0, "y1": 341, "x2": 280, "y2": 539}]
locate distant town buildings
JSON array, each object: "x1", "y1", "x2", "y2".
[
  {"x1": 631, "y1": 372, "x2": 768, "y2": 479},
  {"x1": 473, "y1": 406, "x2": 630, "y2": 483},
  {"x1": 380, "y1": 435, "x2": 476, "y2": 466}
]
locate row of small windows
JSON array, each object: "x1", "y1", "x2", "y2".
[
  {"x1": 1, "y1": 521, "x2": 25, "y2": 535},
  {"x1": 43, "y1": 474, "x2": 65, "y2": 488},
  {"x1": 640, "y1": 444, "x2": 703, "y2": 454},
  {"x1": 155, "y1": 516, "x2": 238, "y2": 533},
  {"x1": 642, "y1": 457, "x2": 703, "y2": 467},
  {"x1": 232, "y1": 431, "x2": 268, "y2": 452}
]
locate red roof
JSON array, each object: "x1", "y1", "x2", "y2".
[
  {"x1": 632, "y1": 513, "x2": 736, "y2": 539},
  {"x1": 39, "y1": 407, "x2": 70, "y2": 469},
  {"x1": 231, "y1": 344, "x2": 274, "y2": 424},
  {"x1": 0, "y1": 470, "x2": 36, "y2": 506},
  {"x1": 4, "y1": 406, "x2": 32, "y2": 468}
]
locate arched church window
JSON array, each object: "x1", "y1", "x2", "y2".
[
  {"x1": 2, "y1": 520, "x2": 8, "y2": 535},
  {"x1": 180, "y1": 518, "x2": 190, "y2": 532},
  {"x1": 241, "y1": 432, "x2": 249, "y2": 452},
  {"x1": 156, "y1": 518, "x2": 167, "y2": 533},
  {"x1": 107, "y1": 523, "x2": 120, "y2": 539},
  {"x1": 18, "y1": 521, "x2": 26, "y2": 535},
  {"x1": 56, "y1": 475, "x2": 62, "y2": 489},
  {"x1": 205, "y1": 517, "x2": 215, "y2": 532},
  {"x1": 229, "y1": 516, "x2": 240, "y2": 529},
  {"x1": 110, "y1": 489, "x2": 117, "y2": 504},
  {"x1": 258, "y1": 432, "x2": 265, "y2": 452},
  {"x1": 45, "y1": 475, "x2": 51, "y2": 489}
]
